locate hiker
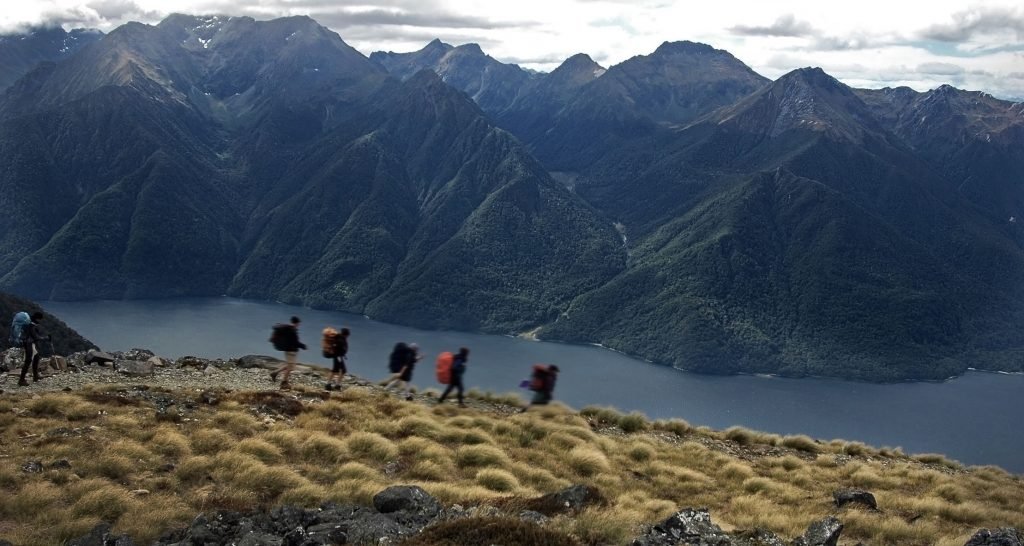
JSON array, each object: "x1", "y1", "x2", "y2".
[
  {"x1": 438, "y1": 347, "x2": 469, "y2": 407},
  {"x1": 383, "y1": 342, "x2": 420, "y2": 400},
  {"x1": 14, "y1": 312, "x2": 49, "y2": 387},
  {"x1": 323, "y1": 327, "x2": 349, "y2": 391},
  {"x1": 269, "y1": 316, "x2": 306, "y2": 389},
  {"x1": 527, "y1": 364, "x2": 560, "y2": 407}
]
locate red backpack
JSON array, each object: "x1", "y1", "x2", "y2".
[
  {"x1": 529, "y1": 364, "x2": 550, "y2": 391},
  {"x1": 435, "y1": 352, "x2": 454, "y2": 385}
]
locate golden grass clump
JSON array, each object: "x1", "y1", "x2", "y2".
[
  {"x1": 71, "y1": 485, "x2": 138, "y2": 521},
  {"x1": 651, "y1": 418, "x2": 692, "y2": 436},
  {"x1": 395, "y1": 415, "x2": 443, "y2": 439},
  {"x1": 779, "y1": 434, "x2": 820, "y2": 453},
  {"x1": 345, "y1": 432, "x2": 399, "y2": 461},
  {"x1": 913, "y1": 453, "x2": 964, "y2": 470},
  {"x1": 718, "y1": 461, "x2": 755, "y2": 482},
  {"x1": 627, "y1": 442, "x2": 657, "y2": 463},
  {"x1": 235, "y1": 437, "x2": 285, "y2": 464},
  {"x1": 475, "y1": 468, "x2": 521, "y2": 492},
  {"x1": 149, "y1": 427, "x2": 192, "y2": 458},
  {"x1": 567, "y1": 446, "x2": 610, "y2": 477},
  {"x1": 618, "y1": 412, "x2": 649, "y2": 433},
  {"x1": 455, "y1": 444, "x2": 511, "y2": 469},
  {"x1": 190, "y1": 428, "x2": 234, "y2": 455},
  {"x1": 301, "y1": 432, "x2": 350, "y2": 464},
  {"x1": 407, "y1": 460, "x2": 448, "y2": 481}
]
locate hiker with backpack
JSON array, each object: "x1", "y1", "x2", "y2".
[
  {"x1": 383, "y1": 342, "x2": 420, "y2": 400},
  {"x1": 527, "y1": 364, "x2": 560, "y2": 407},
  {"x1": 11, "y1": 311, "x2": 49, "y2": 387},
  {"x1": 322, "y1": 327, "x2": 350, "y2": 391},
  {"x1": 437, "y1": 347, "x2": 469, "y2": 407},
  {"x1": 269, "y1": 316, "x2": 306, "y2": 389}
]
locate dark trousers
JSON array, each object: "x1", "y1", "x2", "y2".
[
  {"x1": 20, "y1": 342, "x2": 40, "y2": 380},
  {"x1": 439, "y1": 375, "x2": 464, "y2": 404}
]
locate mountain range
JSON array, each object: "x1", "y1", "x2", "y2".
[{"x1": 2, "y1": 14, "x2": 1023, "y2": 381}]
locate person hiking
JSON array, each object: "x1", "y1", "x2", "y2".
[
  {"x1": 383, "y1": 342, "x2": 421, "y2": 400},
  {"x1": 438, "y1": 347, "x2": 469, "y2": 407},
  {"x1": 17, "y1": 312, "x2": 49, "y2": 387},
  {"x1": 324, "y1": 327, "x2": 349, "y2": 391},
  {"x1": 269, "y1": 316, "x2": 306, "y2": 389},
  {"x1": 526, "y1": 364, "x2": 560, "y2": 408}
]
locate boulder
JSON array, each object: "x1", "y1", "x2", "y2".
[
  {"x1": 148, "y1": 356, "x2": 172, "y2": 368},
  {"x1": 793, "y1": 517, "x2": 843, "y2": 546},
  {"x1": 964, "y1": 528, "x2": 1023, "y2": 546},
  {"x1": 116, "y1": 360, "x2": 154, "y2": 377},
  {"x1": 631, "y1": 508, "x2": 735, "y2": 546},
  {"x1": 120, "y1": 348, "x2": 155, "y2": 361},
  {"x1": 85, "y1": 350, "x2": 116, "y2": 365},
  {"x1": 237, "y1": 355, "x2": 283, "y2": 369},
  {"x1": 21, "y1": 460, "x2": 43, "y2": 474},
  {"x1": 528, "y1": 484, "x2": 606, "y2": 515},
  {"x1": 372, "y1": 485, "x2": 442, "y2": 519},
  {"x1": 48, "y1": 459, "x2": 72, "y2": 470},
  {"x1": 833, "y1": 488, "x2": 877, "y2": 510},
  {"x1": 174, "y1": 356, "x2": 209, "y2": 368}
]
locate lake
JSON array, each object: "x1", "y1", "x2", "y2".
[{"x1": 45, "y1": 297, "x2": 1024, "y2": 474}]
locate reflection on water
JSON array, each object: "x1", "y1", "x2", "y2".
[{"x1": 45, "y1": 297, "x2": 1024, "y2": 473}]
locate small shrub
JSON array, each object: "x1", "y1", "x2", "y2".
[
  {"x1": 408, "y1": 460, "x2": 447, "y2": 481},
  {"x1": 149, "y1": 427, "x2": 192, "y2": 458},
  {"x1": 627, "y1": 442, "x2": 656, "y2": 463},
  {"x1": 72, "y1": 486, "x2": 137, "y2": 521},
  {"x1": 396, "y1": 416, "x2": 443, "y2": 439},
  {"x1": 476, "y1": 468, "x2": 520, "y2": 492},
  {"x1": 302, "y1": 433, "x2": 349, "y2": 464},
  {"x1": 580, "y1": 406, "x2": 624, "y2": 427},
  {"x1": 336, "y1": 462, "x2": 380, "y2": 481},
  {"x1": 719, "y1": 462, "x2": 755, "y2": 482},
  {"x1": 724, "y1": 426, "x2": 758, "y2": 446},
  {"x1": 913, "y1": 453, "x2": 963, "y2": 469}
]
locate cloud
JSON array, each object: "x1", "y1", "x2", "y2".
[
  {"x1": 920, "y1": 6, "x2": 1024, "y2": 42},
  {"x1": 916, "y1": 62, "x2": 965, "y2": 76},
  {"x1": 315, "y1": 8, "x2": 530, "y2": 30},
  {"x1": 730, "y1": 14, "x2": 814, "y2": 37}
]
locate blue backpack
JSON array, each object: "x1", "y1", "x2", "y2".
[{"x1": 9, "y1": 312, "x2": 30, "y2": 346}]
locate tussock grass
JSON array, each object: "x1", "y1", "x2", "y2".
[
  {"x1": 455, "y1": 445, "x2": 510, "y2": 469},
  {"x1": 476, "y1": 468, "x2": 520, "y2": 492},
  {"x1": 914, "y1": 452, "x2": 964, "y2": 470},
  {"x1": 345, "y1": 432, "x2": 398, "y2": 461},
  {"x1": 567, "y1": 446, "x2": 610, "y2": 477},
  {"x1": 0, "y1": 385, "x2": 1020, "y2": 546}
]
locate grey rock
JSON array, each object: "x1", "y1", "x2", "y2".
[
  {"x1": 631, "y1": 508, "x2": 733, "y2": 546},
  {"x1": 85, "y1": 350, "x2": 116, "y2": 365},
  {"x1": 174, "y1": 356, "x2": 209, "y2": 368},
  {"x1": 148, "y1": 356, "x2": 172, "y2": 367},
  {"x1": 49, "y1": 459, "x2": 72, "y2": 470},
  {"x1": 373, "y1": 485, "x2": 442, "y2": 519},
  {"x1": 964, "y1": 528, "x2": 1023, "y2": 546},
  {"x1": 237, "y1": 355, "x2": 283, "y2": 369},
  {"x1": 21, "y1": 460, "x2": 43, "y2": 473},
  {"x1": 833, "y1": 488, "x2": 877, "y2": 510},
  {"x1": 793, "y1": 517, "x2": 843, "y2": 546},
  {"x1": 532, "y1": 484, "x2": 606, "y2": 514},
  {"x1": 304, "y1": 522, "x2": 347, "y2": 545},
  {"x1": 120, "y1": 348, "x2": 155, "y2": 361},
  {"x1": 198, "y1": 390, "x2": 220, "y2": 405},
  {"x1": 518, "y1": 510, "x2": 548, "y2": 525},
  {"x1": 116, "y1": 360, "x2": 155, "y2": 376},
  {"x1": 68, "y1": 522, "x2": 136, "y2": 546}
]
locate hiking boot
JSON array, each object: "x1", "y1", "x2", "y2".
[
  {"x1": 33, "y1": 375, "x2": 41, "y2": 382},
  {"x1": 269, "y1": 371, "x2": 279, "y2": 382},
  {"x1": 405, "y1": 394, "x2": 413, "y2": 401},
  {"x1": 279, "y1": 381, "x2": 291, "y2": 390},
  {"x1": 325, "y1": 382, "x2": 333, "y2": 391},
  {"x1": 18, "y1": 378, "x2": 29, "y2": 387}
]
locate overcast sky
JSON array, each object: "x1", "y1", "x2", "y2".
[{"x1": 3, "y1": 0, "x2": 1023, "y2": 99}]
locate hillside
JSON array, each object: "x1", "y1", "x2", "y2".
[
  {"x1": 0, "y1": 354, "x2": 1022, "y2": 545},
  {"x1": 0, "y1": 293, "x2": 94, "y2": 356}
]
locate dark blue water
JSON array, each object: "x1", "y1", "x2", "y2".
[{"x1": 45, "y1": 297, "x2": 1024, "y2": 473}]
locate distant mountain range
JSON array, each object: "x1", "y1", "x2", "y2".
[{"x1": 2, "y1": 15, "x2": 1023, "y2": 381}]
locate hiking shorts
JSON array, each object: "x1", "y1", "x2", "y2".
[{"x1": 331, "y1": 356, "x2": 347, "y2": 374}]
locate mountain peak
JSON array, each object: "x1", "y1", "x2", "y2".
[
  {"x1": 653, "y1": 40, "x2": 717, "y2": 57},
  {"x1": 454, "y1": 43, "x2": 484, "y2": 56},
  {"x1": 424, "y1": 38, "x2": 452, "y2": 52}
]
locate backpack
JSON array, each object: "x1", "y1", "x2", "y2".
[
  {"x1": 9, "y1": 312, "x2": 30, "y2": 346},
  {"x1": 389, "y1": 343, "x2": 409, "y2": 374},
  {"x1": 529, "y1": 364, "x2": 550, "y2": 392},
  {"x1": 269, "y1": 323, "x2": 291, "y2": 351},
  {"x1": 435, "y1": 351, "x2": 454, "y2": 385},
  {"x1": 322, "y1": 327, "x2": 338, "y2": 358}
]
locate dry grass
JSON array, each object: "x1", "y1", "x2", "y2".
[{"x1": 0, "y1": 386, "x2": 1020, "y2": 546}]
